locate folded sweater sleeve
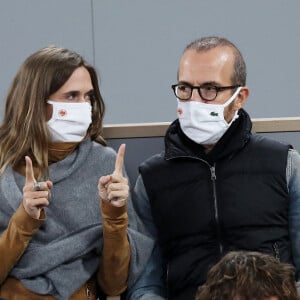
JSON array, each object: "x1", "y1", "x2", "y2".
[
  {"x1": 98, "y1": 200, "x2": 130, "y2": 296},
  {"x1": 0, "y1": 204, "x2": 45, "y2": 285}
]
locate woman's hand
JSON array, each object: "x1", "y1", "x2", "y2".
[
  {"x1": 22, "y1": 156, "x2": 53, "y2": 219},
  {"x1": 98, "y1": 144, "x2": 129, "y2": 208}
]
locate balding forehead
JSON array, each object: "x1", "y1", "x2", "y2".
[{"x1": 178, "y1": 47, "x2": 235, "y2": 81}]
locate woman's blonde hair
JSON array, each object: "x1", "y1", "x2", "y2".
[{"x1": 0, "y1": 46, "x2": 106, "y2": 178}]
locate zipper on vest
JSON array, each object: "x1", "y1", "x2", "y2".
[
  {"x1": 210, "y1": 164, "x2": 223, "y2": 255},
  {"x1": 166, "y1": 263, "x2": 170, "y2": 299},
  {"x1": 272, "y1": 242, "x2": 280, "y2": 261}
]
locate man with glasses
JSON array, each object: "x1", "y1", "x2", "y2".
[{"x1": 131, "y1": 37, "x2": 300, "y2": 300}]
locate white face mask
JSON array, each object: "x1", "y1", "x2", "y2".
[
  {"x1": 47, "y1": 101, "x2": 92, "y2": 142},
  {"x1": 177, "y1": 87, "x2": 242, "y2": 145}
]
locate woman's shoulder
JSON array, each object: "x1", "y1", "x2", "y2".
[
  {"x1": 90, "y1": 141, "x2": 117, "y2": 159},
  {"x1": 76, "y1": 140, "x2": 118, "y2": 174}
]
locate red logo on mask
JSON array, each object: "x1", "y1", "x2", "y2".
[{"x1": 58, "y1": 109, "x2": 67, "y2": 117}]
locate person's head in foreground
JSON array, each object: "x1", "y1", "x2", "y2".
[{"x1": 195, "y1": 251, "x2": 299, "y2": 300}]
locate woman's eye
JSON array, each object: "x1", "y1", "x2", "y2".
[
  {"x1": 86, "y1": 93, "x2": 93, "y2": 101},
  {"x1": 66, "y1": 93, "x2": 76, "y2": 100}
]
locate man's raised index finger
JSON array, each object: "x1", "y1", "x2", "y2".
[{"x1": 114, "y1": 144, "x2": 126, "y2": 175}]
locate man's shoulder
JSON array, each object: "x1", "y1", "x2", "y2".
[
  {"x1": 250, "y1": 133, "x2": 292, "y2": 150},
  {"x1": 140, "y1": 151, "x2": 166, "y2": 170}
]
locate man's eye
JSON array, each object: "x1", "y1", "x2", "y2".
[
  {"x1": 178, "y1": 85, "x2": 189, "y2": 91},
  {"x1": 203, "y1": 86, "x2": 215, "y2": 91}
]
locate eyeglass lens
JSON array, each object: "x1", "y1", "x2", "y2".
[{"x1": 175, "y1": 85, "x2": 217, "y2": 101}]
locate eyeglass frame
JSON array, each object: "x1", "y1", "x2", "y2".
[{"x1": 171, "y1": 83, "x2": 241, "y2": 101}]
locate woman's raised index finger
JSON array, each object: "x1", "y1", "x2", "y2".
[
  {"x1": 114, "y1": 144, "x2": 126, "y2": 175},
  {"x1": 25, "y1": 156, "x2": 36, "y2": 184}
]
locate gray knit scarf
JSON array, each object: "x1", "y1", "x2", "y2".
[{"x1": 0, "y1": 139, "x2": 153, "y2": 299}]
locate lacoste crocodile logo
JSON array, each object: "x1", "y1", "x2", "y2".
[{"x1": 210, "y1": 112, "x2": 218, "y2": 116}]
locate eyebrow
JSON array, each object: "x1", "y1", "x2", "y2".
[
  {"x1": 62, "y1": 89, "x2": 94, "y2": 96},
  {"x1": 86, "y1": 89, "x2": 94, "y2": 95},
  {"x1": 178, "y1": 80, "x2": 221, "y2": 87}
]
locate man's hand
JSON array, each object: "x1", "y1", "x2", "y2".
[
  {"x1": 98, "y1": 144, "x2": 129, "y2": 207},
  {"x1": 22, "y1": 156, "x2": 53, "y2": 219}
]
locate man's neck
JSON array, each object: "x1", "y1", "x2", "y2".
[{"x1": 203, "y1": 144, "x2": 215, "y2": 153}]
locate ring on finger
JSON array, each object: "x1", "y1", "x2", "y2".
[{"x1": 33, "y1": 182, "x2": 42, "y2": 191}]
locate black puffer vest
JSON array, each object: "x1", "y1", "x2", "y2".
[{"x1": 139, "y1": 110, "x2": 292, "y2": 300}]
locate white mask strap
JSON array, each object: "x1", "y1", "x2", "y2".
[{"x1": 222, "y1": 86, "x2": 242, "y2": 107}]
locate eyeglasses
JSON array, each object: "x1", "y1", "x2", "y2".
[{"x1": 172, "y1": 83, "x2": 241, "y2": 101}]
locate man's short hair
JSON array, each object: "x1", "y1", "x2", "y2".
[{"x1": 184, "y1": 36, "x2": 247, "y2": 86}]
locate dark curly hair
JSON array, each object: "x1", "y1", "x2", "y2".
[{"x1": 195, "y1": 251, "x2": 299, "y2": 300}]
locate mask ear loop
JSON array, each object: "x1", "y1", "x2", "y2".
[
  {"x1": 224, "y1": 87, "x2": 243, "y2": 125},
  {"x1": 221, "y1": 86, "x2": 243, "y2": 108}
]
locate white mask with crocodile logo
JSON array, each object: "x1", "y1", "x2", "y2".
[{"x1": 177, "y1": 87, "x2": 242, "y2": 145}]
